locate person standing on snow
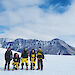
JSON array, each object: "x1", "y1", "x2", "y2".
[
  {"x1": 21, "y1": 48, "x2": 29, "y2": 70},
  {"x1": 12, "y1": 53, "x2": 20, "y2": 71},
  {"x1": 30, "y1": 49, "x2": 36, "y2": 70},
  {"x1": 37, "y1": 47, "x2": 44, "y2": 70},
  {"x1": 4, "y1": 47, "x2": 12, "y2": 71}
]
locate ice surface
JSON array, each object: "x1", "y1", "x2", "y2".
[{"x1": 0, "y1": 48, "x2": 75, "y2": 75}]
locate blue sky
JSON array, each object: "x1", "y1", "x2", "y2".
[
  {"x1": 39, "y1": 0, "x2": 71, "y2": 13},
  {"x1": 0, "y1": 4, "x2": 6, "y2": 12},
  {"x1": 0, "y1": 0, "x2": 75, "y2": 47},
  {"x1": 0, "y1": 25, "x2": 9, "y2": 34}
]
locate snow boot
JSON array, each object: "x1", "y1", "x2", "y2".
[
  {"x1": 33, "y1": 69, "x2": 35, "y2": 70},
  {"x1": 30, "y1": 68, "x2": 32, "y2": 70},
  {"x1": 4, "y1": 69, "x2": 6, "y2": 71},
  {"x1": 21, "y1": 68, "x2": 23, "y2": 70},
  {"x1": 8, "y1": 69, "x2": 10, "y2": 71},
  {"x1": 36, "y1": 68, "x2": 40, "y2": 70},
  {"x1": 12, "y1": 69, "x2": 14, "y2": 71},
  {"x1": 26, "y1": 67, "x2": 28, "y2": 70}
]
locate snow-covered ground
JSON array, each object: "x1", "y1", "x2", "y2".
[{"x1": 0, "y1": 48, "x2": 75, "y2": 75}]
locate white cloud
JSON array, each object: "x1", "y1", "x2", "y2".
[
  {"x1": 0, "y1": 26, "x2": 56, "y2": 41},
  {"x1": 0, "y1": 0, "x2": 75, "y2": 46}
]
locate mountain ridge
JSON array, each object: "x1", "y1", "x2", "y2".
[{"x1": 0, "y1": 38, "x2": 75, "y2": 55}]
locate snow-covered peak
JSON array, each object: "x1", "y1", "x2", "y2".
[{"x1": 0, "y1": 38, "x2": 75, "y2": 55}]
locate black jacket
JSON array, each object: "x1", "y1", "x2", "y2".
[
  {"x1": 13, "y1": 53, "x2": 20, "y2": 63},
  {"x1": 13, "y1": 57, "x2": 20, "y2": 63},
  {"x1": 21, "y1": 50, "x2": 29, "y2": 58},
  {"x1": 5, "y1": 50, "x2": 12, "y2": 61},
  {"x1": 37, "y1": 51, "x2": 44, "y2": 59},
  {"x1": 30, "y1": 51, "x2": 36, "y2": 61}
]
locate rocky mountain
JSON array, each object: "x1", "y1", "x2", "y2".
[{"x1": 0, "y1": 38, "x2": 75, "y2": 55}]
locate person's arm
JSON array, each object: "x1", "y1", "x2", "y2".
[
  {"x1": 27, "y1": 50, "x2": 29, "y2": 56},
  {"x1": 13, "y1": 57, "x2": 15, "y2": 61},
  {"x1": 34, "y1": 53, "x2": 36, "y2": 61},
  {"x1": 30, "y1": 52, "x2": 31, "y2": 61},
  {"x1": 10, "y1": 51, "x2": 13, "y2": 60},
  {"x1": 12, "y1": 57, "x2": 14, "y2": 65},
  {"x1": 19, "y1": 58, "x2": 20, "y2": 63},
  {"x1": 21, "y1": 52, "x2": 23, "y2": 58},
  {"x1": 37, "y1": 51, "x2": 39, "y2": 58},
  {"x1": 42, "y1": 52, "x2": 44, "y2": 59},
  {"x1": 5, "y1": 51, "x2": 7, "y2": 60},
  {"x1": 11, "y1": 51, "x2": 12, "y2": 55},
  {"x1": 43, "y1": 54, "x2": 44, "y2": 59}
]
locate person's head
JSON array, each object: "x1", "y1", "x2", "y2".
[
  {"x1": 24, "y1": 48, "x2": 27, "y2": 51},
  {"x1": 38, "y1": 47, "x2": 41, "y2": 51},
  {"x1": 8, "y1": 47, "x2": 11, "y2": 51},
  {"x1": 32, "y1": 49, "x2": 34, "y2": 53},
  {"x1": 16, "y1": 53, "x2": 18, "y2": 58}
]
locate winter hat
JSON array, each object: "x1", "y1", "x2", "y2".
[
  {"x1": 8, "y1": 47, "x2": 11, "y2": 50},
  {"x1": 39, "y1": 47, "x2": 41, "y2": 48}
]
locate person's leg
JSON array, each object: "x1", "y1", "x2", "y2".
[
  {"x1": 8, "y1": 61, "x2": 10, "y2": 70},
  {"x1": 40, "y1": 59, "x2": 43, "y2": 70},
  {"x1": 12, "y1": 62, "x2": 16, "y2": 70},
  {"x1": 33, "y1": 61, "x2": 35, "y2": 70},
  {"x1": 37, "y1": 59, "x2": 40, "y2": 70},
  {"x1": 30, "y1": 62, "x2": 33, "y2": 70},
  {"x1": 21, "y1": 61, "x2": 24, "y2": 70},
  {"x1": 38, "y1": 59, "x2": 40, "y2": 69},
  {"x1": 25, "y1": 58, "x2": 28, "y2": 70},
  {"x1": 16, "y1": 62, "x2": 19, "y2": 70},
  {"x1": 21, "y1": 58, "x2": 24, "y2": 69},
  {"x1": 4, "y1": 60, "x2": 7, "y2": 70},
  {"x1": 21, "y1": 63, "x2": 24, "y2": 69},
  {"x1": 25, "y1": 58, "x2": 28, "y2": 66}
]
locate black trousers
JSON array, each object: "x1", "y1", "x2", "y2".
[
  {"x1": 21, "y1": 63, "x2": 28, "y2": 69},
  {"x1": 5, "y1": 60, "x2": 10, "y2": 69},
  {"x1": 38, "y1": 59, "x2": 43, "y2": 70},
  {"x1": 31, "y1": 63, "x2": 35, "y2": 70}
]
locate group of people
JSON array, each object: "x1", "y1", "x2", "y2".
[{"x1": 4, "y1": 47, "x2": 44, "y2": 71}]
